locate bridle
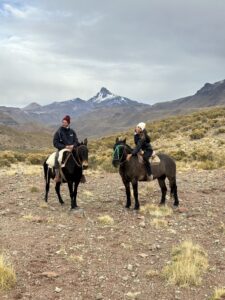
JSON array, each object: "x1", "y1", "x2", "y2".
[
  {"x1": 113, "y1": 144, "x2": 127, "y2": 165},
  {"x1": 62, "y1": 145, "x2": 87, "y2": 169}
]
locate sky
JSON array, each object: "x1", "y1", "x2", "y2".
[{"x1": 0, "y1": 0, "x2": 225, "y2": 107}]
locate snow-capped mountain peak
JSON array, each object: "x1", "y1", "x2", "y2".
[
  {"x1": 89, "y1": 87, "x2": 115, "y2": 103},
  {"x1": 88, "y1": 87, "x2": 134, "y2": 106}
]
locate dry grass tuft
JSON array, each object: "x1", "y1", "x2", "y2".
[
  {"x1": 67, "y1": 255, "x2": 84, "y2": 263},
  {"x1": 210, "y1": 288, "x2": 225, "y2": 300},
  {"x1": 97, "y1": 215, "x2": 114, "y2": 226},
  {"x1": 141, "y1": 204, "x2": 173, "y2": 218},
  {"x1": 151, "y1": 218, "x2": 168, "y2": 229},
  {"x1": 30, "y1": 186, "x2": 39, "y2": 193},
  {"x1": 162, "y1": 240, "x2": 208, "y2": 286},
  {"x1": 146, "y1": 269, "x2": 159, "y2": 278},
  {"x1": 0, "y1": 254, "x2": 16, "y2": 290},
  {"x1": 39, "y1": 202, "x2": 48, "y2": 209}
]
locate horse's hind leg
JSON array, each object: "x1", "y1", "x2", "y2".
[
  {"x1": 132, "y1": 180, "x2": 139, "y2": 210},
  {"x1": 55, "y1": 182, "x2": 64, "y2": 205},
  {"x1": 45, "y1": 172, "x2": 50, "y2": 202},
  {"x1": 168, "y1": 177, "x2": 179, "y2": 207},
  {"x1": 158, "y1": 175, "x2": 167, "y2": 206}
]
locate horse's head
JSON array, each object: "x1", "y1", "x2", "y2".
[
  {"x1": 76, "y1": 138, "x2": 89, "y2": 169},
  {"x1": 61, "y1": 139, "x2": 88, "y2": 173},
  {"x1": 112, "y1": 137, "x2": 127, "y2": 168}
]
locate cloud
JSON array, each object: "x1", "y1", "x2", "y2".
[{"x1": 0, "y1": 0, "x2": 225, "y2": 106}]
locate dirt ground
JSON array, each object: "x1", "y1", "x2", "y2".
[{"x1": 0, "y1": 164, "x2": 225, "y2": 300}]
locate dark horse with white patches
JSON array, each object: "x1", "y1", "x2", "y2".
[
  {"x1": 43, "y1": 139, "x2": 88, "y2": 209},
  {"x1": 112, "y1": 138, "x2": 179, "y2": 210}
]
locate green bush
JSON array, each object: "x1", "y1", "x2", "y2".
[{"x1": 190, "y1": 150, "x2": 213, "y2": 162}]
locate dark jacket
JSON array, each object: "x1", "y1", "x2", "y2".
[
  {"x1": 132, "y1": 129, "x2": 152, "y2": 155},
  {"x1": 53, "y1": 126, "x2": 79, "y2": 150}
]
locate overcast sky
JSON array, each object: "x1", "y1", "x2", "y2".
[{"x1": 0, "y1": 0, "x2": 225, "y2": 107}]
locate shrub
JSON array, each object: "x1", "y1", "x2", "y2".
[
  {"x1": 97, "y1": 215, "x2": 114, "y2": 226},
  {"x1": 190, "y1": 150, "x2": 213, "y2": 162},
  {"x1": 168, "y1": 150, "x2": 188, "y2": 161},
  {"x1": 26, "y1": 153, "x2": 46, "y2": 165},
  {"x1": 210, "y1": 288, "x2": 225, "y2": 300},
  {"x1": 190, "y1": 129, "x2": 205, "y2": 140},
  {"x1": 162, "y1": 240, "x2": 208, "y2": 286},
  {"x1": 215, "y1": 128, "x2": 225, "y2": 135},
  {"x1": 0, "y1": 254, "x2": 16, "y2": 290}
]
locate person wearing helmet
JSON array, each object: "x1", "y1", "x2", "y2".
[{"x1": 127, "y1": 122, "x2": 153, "y2": 181}]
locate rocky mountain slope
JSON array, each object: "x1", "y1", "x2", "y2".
[{"x1": 0, "y1": 80, "x2": 225, "y2": 138}]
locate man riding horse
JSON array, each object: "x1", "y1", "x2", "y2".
[{"x1": 53, "y1": 115, "x2": 85, "y2": 183}]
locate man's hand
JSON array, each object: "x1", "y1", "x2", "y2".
[
  {"x1": 126, "y1": 154, "x2": 132, "y2": 161},
  {"x1": 66, "y1": 145, "x2": 74, "y2": 151}
]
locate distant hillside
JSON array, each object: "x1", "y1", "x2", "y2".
[
  {"x1": 0, "y1": 80, "x2": 225, "y2": 138},
  {"x1": 1, "y1": 106, "x2": 225, "y2": 172}
]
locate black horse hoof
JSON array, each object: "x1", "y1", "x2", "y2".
[
  {"x1": 134, "y1": 206, "x2": 140, "y2": 210},
  {"x1": 59, "y1": 201, "x2": 64, "y2": 205}
]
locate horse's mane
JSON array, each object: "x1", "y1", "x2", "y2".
[{"x1": 125, "y1": 143, "x2": 133, "y2": 153}]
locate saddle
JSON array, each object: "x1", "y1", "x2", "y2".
[
  {"x1": 46, "y1": 149, "x2": 71, "y2": 168},
  {"x1": 137, "y1": 151, "x2": 160, "y2": 165}
]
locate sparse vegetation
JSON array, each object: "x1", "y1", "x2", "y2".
[
  {"x1": 162, "y1": 240, "x2": 208, "y2": 286},
  {"x1": 30, "y1": 186, "x2": 39, "y2": 193},
  {"x1": 210, "y1": 288, "x2": 225, "y2": 300},
  {"x1": 141, "y1": 204, "x2": 173, "y2": 218},
  {"x1": 1, "y1": 107, "x2": 225, "y2": 172},
  {"x1": 97, "y1": 215, "x2": 114, "y2": 226},
  {"x1": 145, "y1": 269, "x2": 159, "y2": 278},
  {"x1": 0, "y1": 254, "x2": 16, "y2": 290}
]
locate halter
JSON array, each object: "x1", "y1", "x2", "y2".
[{"x1": 113, "y1": 144, "x2": 127, "y2": 165}]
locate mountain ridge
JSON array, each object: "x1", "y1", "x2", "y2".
[{"x1": 0, "y1": 80, "x2": 225, "y2": 138}]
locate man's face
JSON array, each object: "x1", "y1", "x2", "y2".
[{"x1": 62, "y1": 120, "x2": 69, "y2": 128}]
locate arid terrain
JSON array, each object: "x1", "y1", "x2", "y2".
[{"x1": 0, "y1": 164, "x2": 225, "y2": 300}]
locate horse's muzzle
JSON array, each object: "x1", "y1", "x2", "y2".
[
  {"x1": 82, "y1": 161, "x2": 88, "y2": 169},
  {"x1": 112, "y1": 160, "x2": 119, "y2": 168}
]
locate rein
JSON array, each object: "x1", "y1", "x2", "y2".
[{"x1": 61, "y1": 145, "x2": 85, "y2": 169}]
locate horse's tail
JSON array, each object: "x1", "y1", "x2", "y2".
[{"x1": 43, "y1": 159, "x2": 48, "y2": 181}]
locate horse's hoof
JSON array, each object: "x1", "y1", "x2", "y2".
[
  {"x1": 134, "y1": 206, "x2": 140, "y2": 210},
  {"x1": 125, "y1": 205, "x2": 131, "y2": 209},
  {"x1": 159, "y1": 202, "x2": 165, "y2": 206},
  {"x1": 70, "y1": 206, "x2": 82, "y2": 211},
  {"x1": 59, "y1": 201, "x2": 64, "y2": 205},
  {"x1": 70, "y1": 207, "x2": 85, "y2": 217}
]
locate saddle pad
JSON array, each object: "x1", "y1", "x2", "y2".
[
  {"x1": 46, "y1": 152, "x2": 56, "y2": 168},
  {"x1": 46, "y1": 149, "x2": 71, "y2": 168},
  {"x1": 150, "y1": 154, "x2": 160, "y2": 165}
]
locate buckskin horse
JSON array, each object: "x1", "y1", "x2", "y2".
[
  {"x1": 43, "y1": 139, "x2": 88, "y2": 209},
  {"x1": 112, "y1": 137, "x2": 179, "y2": 210}
]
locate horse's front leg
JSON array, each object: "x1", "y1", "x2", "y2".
[
  {"x1": 123, "y1": 180, "x2": 131, "y2": 208},
  {"x1": 132, "y1": 180, "x2": 139, "y2": 210},
  {"x1": 68, "y1": 181, "x2": 79, "y2": 209},
  {"x1": 55, "y1": 182, "x2": 64, "y2": 205}
]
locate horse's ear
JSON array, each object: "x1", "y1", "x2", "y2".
[
  {"x1": 84, "y1": 138, "x2": 88, "y2": 145},
  {"x1": 123, "y1": 138, "x2": 126, "y2": 144},
  {"x1": 115, "y1": 137, "x2": 119, "y2": 143}
]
